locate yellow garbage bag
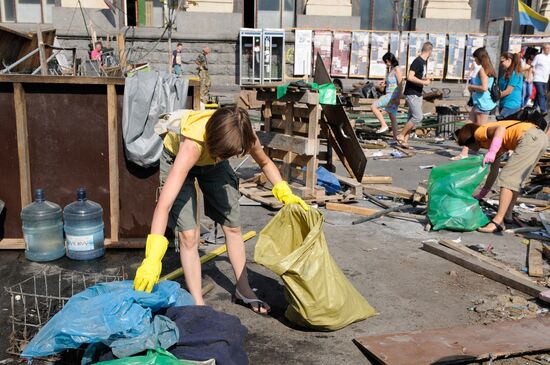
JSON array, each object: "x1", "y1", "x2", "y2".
[{"x1": 254, "y1": 205, "x2": 376, "y2": 331}]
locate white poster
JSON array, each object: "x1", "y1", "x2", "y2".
[
  {"x1": 428, "y1": 33, "x2": 446, "y2": 79},
  {"x1": 508, "y1": 36, "x2": 522, "y2": 54},
  {"x1": 294, "y1": 29, "x2": 313, "y2": 76},
  {"x1": 369, "y1": 32, "x2": 389, "y2": 78}
]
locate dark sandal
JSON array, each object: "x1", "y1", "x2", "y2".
[
  {"x1": 477, "y1": 219, "x2": 505, "y2": 233},
  {"x1": 232, "y1": 288, "x2": 270, "y2": 315}
]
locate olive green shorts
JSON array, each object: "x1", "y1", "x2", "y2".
[
  {"x1": 160, "y1": 148, "x2": 241, "y2": 232},
  {"x1": 497, "y1": 128, "x2": 548, "y2": 192}
]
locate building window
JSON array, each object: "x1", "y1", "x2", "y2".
[
  {"x1": 16, "y1": 0, "x2": 42, "y2": 22},
  {"x1": 361, "y1": 0, "x2": 405, "y2": 30},
  {"x1": 1, "y1": 0, "x2": 16, "y2": 22},
  {"x1": 360, "y1": 0, "x2": 372, "y2": 29},
  {"x1": 257, "y1": 0, "x2": 295, "y2": 28},
  {"x1": 1, "y1": 0, "x2": 56, "y2": 23}
]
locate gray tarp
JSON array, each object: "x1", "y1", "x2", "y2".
[{"x1": 122, "y1": 71, "x2": 189, "y2": 167}]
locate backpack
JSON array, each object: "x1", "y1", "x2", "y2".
[
  {"x1": 489, "y1": 77, "x2": 500, "y2": 102},
  {"x1": 505, "y1": 107, "x2": 548, "y2": 131}
]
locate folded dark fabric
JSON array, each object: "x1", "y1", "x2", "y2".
[{"x1": 165, "y1": 306, "x2": 248, "y2": 365}]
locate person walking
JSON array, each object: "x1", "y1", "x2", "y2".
[
  {"x1": 172, "y1": 43, "x2": 183, "y2": 75},
  {"x1": 396, "y1": 42, "x2": 433, "y2": 149},
  {"x1": 498, "y1": 52, "x2": 523, "y2": 118},
  {"x1": 196, "y1": 47, "x2": 211, "y2": 105},
  {"x1": 532, "y1": 44, "x2": 550, "y2": 115},
  {"x1": 522, "y1": 52, "x2": 535, "y2": 107},
  {"x1": 372, "y1": 52, "x2": 403, "y2": 138},
  {"x1": 451, "y1": 47, "x2": 497, "y2": 160}
]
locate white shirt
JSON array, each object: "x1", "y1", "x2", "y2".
[{"x1": 532, "y1": 53, "x2": 550, "y2": 83}]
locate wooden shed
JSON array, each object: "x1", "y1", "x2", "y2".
[{"x1": 0, "y1": 24, "x2": 55, "y2": 73}]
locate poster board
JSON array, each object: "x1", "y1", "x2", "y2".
[
  {"x1": 407, "y1": 32, "x2": 428, "y2": 68},
  {"x1": 349, "y1": 31, "x2": 370, "y2": 78},
  {"x1": 369, "y1": 32, "x2": 389, "y2": 79},
  {"x1": 428, "y1": 33, "x2": 446, "y2": 79},
  {"x1": 445, "y1": 34, "x2": 466, "y2": 80},
  {"x1": 294, "y1": 29, "x2": 313, "y2": 76},
  {"x1": 313, "y1": 31, "x2": 332, "y2": 74},
  {"x1": 331, "y1": 31, "x2": 351, "y2": 77},
  {"x1": 508, "y1": 36, "x2": 522, "y2": 53},
  {"x1": 464, "y1": 34, "x2": 484, "y2": 80}
]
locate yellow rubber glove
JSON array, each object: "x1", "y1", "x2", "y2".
[
  {"x1": 134, "y1": 234, "x2": 169, "y2": 293},
  {"x1": 272, "y1": 181, "x2": 309, "y2": 211}
]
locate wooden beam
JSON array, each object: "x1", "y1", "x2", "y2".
[
  {"x1": 517, "y1": 197, "x2": 549, "y2": 207},
  {"x1": 0, "y1": 74, "x2": 125, "y2": 85},
  {"x1": 326, "y1": 202, "x2": 378, "y2": 216},
  {"x1": 362, "y1": 176, "x2": 393, "y2": 184},
  {"x1": 270, "y1": 118, "x2": 309, "y2": 134},
  {"x1": 422, "y1": 241, "x2": 546, "y2": 297},
  {"x1": 192, "y1": 80, "x2": 200, "y2": 110},
  {"x1": 107, "y1": 84, "x2": 120, "y2": 242},
  {"x1": 256, "y1": 89, "x2": 320, "y2": 104},
  {"x1": 362, "y1": 184, "x2": 415, "y2": 200},
  {"x1": 334, "y1": 174, "x2": 362, "y2": 196},
  {"x1": 13, "y1": 82, "x2": 32, "y2": 209},
  {"x1": 528, "y1": 240, "x2": 544, "y2": 278},
  {"x1": 257, "y1": 131, "x2": 316, "y2": 156},
  {"x1": 117, "y1": 33, "x2": 126, "y2": 68},
  {"x1": 36, "y1": 25, "x2": 48, "y2": 76},
  {"x1": 305, "y1": 104, "x2": 320, "y2": 194}
]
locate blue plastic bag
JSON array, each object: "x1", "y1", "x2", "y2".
[
  {"x1": 21, "y1": 280, "x2": 194, "y2": 359},
  {"x1": 316, "y1": 166, "x2": 341, "y2": 195}
]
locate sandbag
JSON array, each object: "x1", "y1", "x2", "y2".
[
  {"x1": 427, "y1": 155, "x2": 489, "y2": 231},
  {"x1": 254, "y1": 205, "x2": 376, "y2": 331}
]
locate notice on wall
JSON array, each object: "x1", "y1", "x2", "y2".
[
  {"x1": 428, "y1": 33, "x2": 446, "y2": 79},
  {"x1": 369, "y1": 32, "x2": 389, "y2": 79},
  {"x1": 464, "y1": 34, "x2": 484, "y2": 80},
  {"x1": 408, "y1": 32, "x2": 428, "y2": 69},
  {"x1": 313, "y1": 31, "x2": 332, "y2": 74},
  {"x1": 331, "y1": 31, "x2": 351, "y2": 77},
  {"x1": 508, "y1": 36, "x2": 522, "y2": 54},
  {"x1": 446, "y1": 34, "x2": 466, "y2": 80},
  {"x1": 349, "y1": 32, "x2": 370, "y2": 78},
  {"x1": 294, "y1": 29, "x2": 313, "y2": 76}
]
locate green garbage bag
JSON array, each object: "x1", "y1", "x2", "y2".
[
  {"x1": 95, "y1": 348, "x2": 214, "y2": 365},
  {"x1": 254, "y1": 205, "x2": 376, "y2": 331},
  {"x1": 275, "y1": 82, "x2": 336, "y2": 105},
  {"x1": 427, "y1": 155, "x2": 489, "y2": 231}
]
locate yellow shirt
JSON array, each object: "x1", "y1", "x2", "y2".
[
  {"x1": 163, "y1": 109, "x2": 216, "y2": 166},
  {"x1": 474, "y1": 120, "x2": 536, "y2": 151}
]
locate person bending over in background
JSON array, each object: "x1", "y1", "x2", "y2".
[
  {"x1": 133, "y1": 107, "x2": 309, "y2": 314},
  {"x1": 372, "y1": 52, "x2": 402, "y2": 138}
]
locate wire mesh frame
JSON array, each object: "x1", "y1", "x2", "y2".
[{"x1": 4, "y1": 269, "x2": 127, "y2": 357}]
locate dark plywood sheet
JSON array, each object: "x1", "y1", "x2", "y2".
[
  {"x1": 25, "y1": 83, "x2": 111, "y2": 236},
  {"x1": 354, "y1": 317, "x2": 550, "y2": 365},
  {"x1": 313, "y1": 55, "x2": 367, "y2": 181},
  {"x1": 0, "y1": 83, "x2": 22, "y2": 238}
]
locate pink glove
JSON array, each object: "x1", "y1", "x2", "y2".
[
  {"x1": 474, "y1": 187, "x2": 490, "y2": 200},
  {"x1": 483, "y1": 137, "x2": 503, "y2": 167}
]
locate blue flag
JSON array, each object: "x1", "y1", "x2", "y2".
[{"x1": 518, "y1": 0, "x2": 549, "y2": 32}]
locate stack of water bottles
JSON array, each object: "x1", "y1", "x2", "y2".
[{"x1": 20, "y1": 187, "x2": 105, "y2": 262}]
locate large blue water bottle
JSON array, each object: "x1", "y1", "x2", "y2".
[
  {"x1": 63, "y1": 187, "x2": 105, "y2": 260},
  {"x1": 20, "y1": 189, "x2": 65, "y2": 262}
]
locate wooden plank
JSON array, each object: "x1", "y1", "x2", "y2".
[
  {"x1": 422, "y1": 241, "x2": 546, "y2": 297},
  {"x1": 305, "y1": 104, "x2": 321, "y2": 194},
  {"x1": 362, "y1": 184, "x2": 415, "y2": 200},
  {"x1": 239, "y1": 186, "x2": 282, "y2": 208},
  {"x1": 361, "y1": 176, "x2": 393, "y2": 184},
  {"x1": 269, "y1": 149, "x2": 312, "y2": 167},
  {"x1": 36, "y1": 25, "x2": 48, "y2": 75},
  {"x1": 326, "y1": 202, "x2": 378, "y2": 216},
  {"x1": 354, "y1": 317, "x2": 550, "y2": 365},
  {"x1": 439, "y1": 239, "x2": 528, "y2": 281},
  {"x1": 517, "y1": 196, "x2": 548, "y2": 207},
  {"x1": 192, "y1": 81, "x2": 200, "y2": 110},
  {"x1": 271, "y1": 103, "x2": 310, "y2": 118},
  {"x1": 107, "y1": 84, "x2": 120, "y2": 242},
  {"x1": 281, "y1": 102, "x2": 294, "y2": 181},
  {"x1": 528, "y1": 240, "x2": 544, "y2": 278},
  {"x1": 256, "y1": 89, "x2": 320, "y2": 104},
  {"x1": 0, "y1": 74, "x2": 125, "y2": 85},
  {"x1": 117, "y1": 33, "x2": 126, "y2": 67},
  {"x1": 333, "y1": 174, "x2": 362, "y2": 196},
  {"x1": 256, "y1": 131, "x2": 315, "y2": 156},
  {"x1": 270, "y1": 118, "x2": 309, "y2": 134},
  {"x1": 13, "y1": 82, "x2": 32, "y2": 209}
]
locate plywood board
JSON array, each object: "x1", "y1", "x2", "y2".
[
  {"x1": 349, "y1": 32, "x2": 369, "y2": 78},
  {"x1": 369, "y1": 32, "x2": 389, "y2": 79},
  {"x1": 330, "y1": 31, "x2": 351, "y2": 77},
  {"x1": 355, "y1": 317, "x2": 550, "y2": 365},
  {"x1": 313, "y1": 31, "x2": 332, "y2": 74}
]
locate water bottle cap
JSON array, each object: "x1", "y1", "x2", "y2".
[
  {"x1": 35, "y1": 188, "x2": 45, "y2": 202},
  {"x1": 77, "y1": 187, "x2": 87, "y2": 201}
]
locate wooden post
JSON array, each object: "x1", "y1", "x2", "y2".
[
  {"x1": 36, "y1": 25, "x2": 48, "y2": 76},
  {"x1": 192, "y1": 81, "x2": 201, "y2": 110},
  {"x1": 305, "y1": 104, "x2": 320, "y2": 196},
  {"x1": 107, "y1": 84, "x2": 120, "y2": 242},
  {"x1": 117, "y1": 33, "x2": 126, "y2": 68},
  {"x1": 281, "y1": 102, "x2": 294, "y2": 181},
  {"x1": 14, "y1": 82, "x2": 32, "y2": 209}
]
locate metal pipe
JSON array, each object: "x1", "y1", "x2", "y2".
[{"x1": 0, "y1": 48, "x2": 40, "y2": 74}]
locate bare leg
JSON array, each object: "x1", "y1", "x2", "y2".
[
  {"x1": 372, "y1": 104, "x2": 388, "y2": 131},
  {"x1": 397, "y1": 121, "x2": 415, "y2": 145},
  {"x1": 389, "y1": 113, "x2": 398, "y2": 140},
  {"x1": 478, "y1": 187, "x2": 516, "y2": 232},
  {"x1": 504, "y1": 190, "x2": 519, "y2": 221},
  {"x1": 178, "y1": 229, "x2": 204, "y2": 305},
  {"x1": 222, "y1": 225, "x2": 269, "y2": 313}
]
